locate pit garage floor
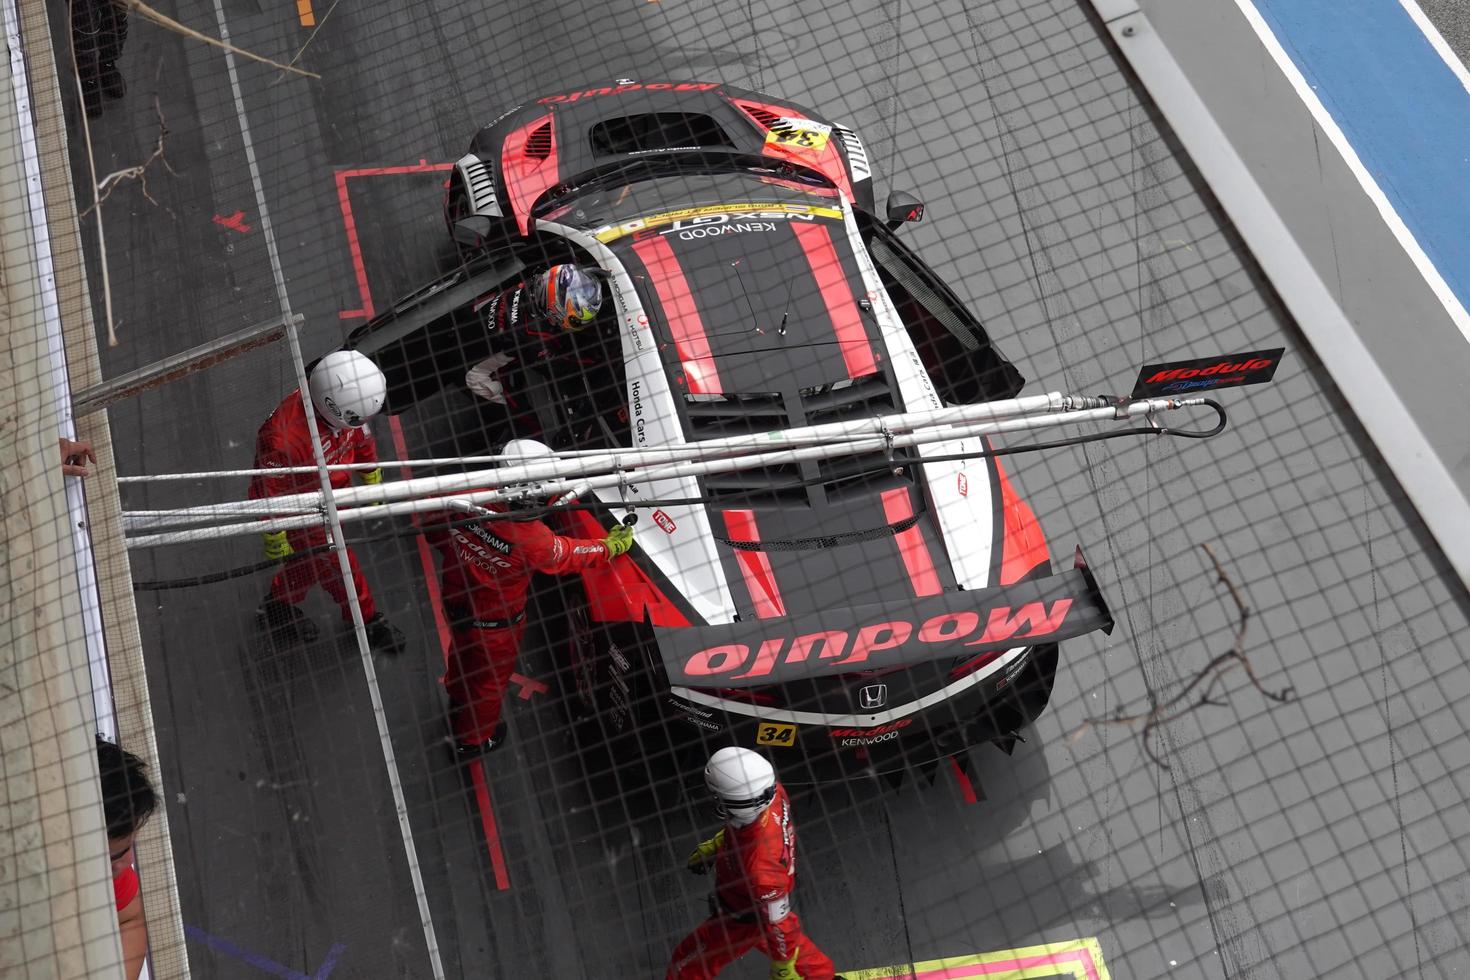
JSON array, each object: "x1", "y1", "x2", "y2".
[{"x1": 56, "y1": 0, "x2": 1470, "y2": 977}]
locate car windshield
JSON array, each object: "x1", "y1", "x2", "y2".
[{"x1": 540, "y1": 166, "x2": 839, "y2": 238}]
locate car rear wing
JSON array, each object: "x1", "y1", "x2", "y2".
[{"x1": 654, "y1": 548, "x2": 1113, "y2": 687}]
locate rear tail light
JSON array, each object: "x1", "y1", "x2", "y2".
[{"x1": 948, "y1": 650, "x2": 1003, "y2": 681}]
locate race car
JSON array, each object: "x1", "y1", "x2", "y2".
[{"x1": 349, "y1": 79, "x2": 1113, "y2": 778}]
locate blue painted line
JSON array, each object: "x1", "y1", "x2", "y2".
[
  {"x1": 1250, "y1": 0, "x2": 1470, "y2": 315},
  {"x1": 185, "y1": 924, "x2": 345, "y2": 980}
]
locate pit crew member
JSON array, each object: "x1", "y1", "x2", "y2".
[
  {"x1": 250, "y1": 350, "x2": 405, "y2": 653},
  {"x1": 424, "y1": 438, "x2": 634, "y2": 759},
  {"x1": 669, "y1": 748, "x2": 843, "y2": 980}
]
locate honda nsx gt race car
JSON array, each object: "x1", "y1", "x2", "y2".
[{"x1": 349, "y1": 79, "x2": 1113, "y2": 777}]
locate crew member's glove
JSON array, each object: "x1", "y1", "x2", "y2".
[
  {"x1": 769, "y1": 951, "x2": 802, "y2": 980},
  {"x1": 262, "y1": 530, "x2": 293, "y2": 561},
  {"x1": 360, "y1": 467, "x2": 385, "y2": 505},
  {"x1": 603, "y1": 522, "x2": 635, "y2": 558},
  {"x1": 686, "y1": 830, "x2": 724, "y2": 874}
]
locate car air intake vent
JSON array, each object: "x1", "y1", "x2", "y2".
[
  {"x1": 798, "y1": 374, "x2": 896, "y2": 426},
  {"x1": 524, "y1": 122, "x2": 553, "y2": 160},
  {"x1": 738, "y1": 103, "x2": 783, "y2": 130},
  {"x1": 590, "y1": 113, "x2": 735, "y2": 155},
  {"x1": 683, "y1": 392, "x2": 787, "y2": 440}
]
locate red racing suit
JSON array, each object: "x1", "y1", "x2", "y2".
[
  {"x1": 425, "y1": 505, "x2": 612, "y2": 744},
  {"x1": 667, "y1": 786, "x2": 836, "y2": 980},
  {"x1": 249, "y1": 391, "x2": 379, "y2": 620}
]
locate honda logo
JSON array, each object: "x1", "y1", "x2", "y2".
[{"x1": 858, "y1": 684, "x2": 887, "y2": 710}]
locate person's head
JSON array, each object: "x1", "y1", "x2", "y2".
[
  {"x1": 528, "y1": 264, "x2": 603, "y2": 331},
  {"x1": 704, "y1": 747, "x2": 777, "y2": 828},
  {"x1": 96, "y1": 735, "x2": 157, "y2": 877},
  {"x1": 308, "y1": 350, "x2": 387, "y2": 431},
  {"x1": 498, "y1": 438, "x2": 558, "y2": 517}
]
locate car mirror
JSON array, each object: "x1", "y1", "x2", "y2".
[
  {"x1": 452, "y1": 215, "x2": 495, "y2": 247},
  {"x1": 885, "y1": 191, "x2": 925, "y2": 229}
]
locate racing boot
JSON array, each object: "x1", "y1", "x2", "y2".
[
  {"x1": 80, "y1": 77, "x2": 103, "y2": 118},
  {"x1": 452, "y1": 721, "x2": 509, "y2": 763},
  {"x1": 363, "y1": 613, "x2": 406, "y2": 655},
  {"x1": 256, "y1": 597, "x2": 319, "y2": 644}
]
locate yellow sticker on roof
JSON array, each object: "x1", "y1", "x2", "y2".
[
  {"x1": 593, "y1": 202, "x2": 843, "y2": 243},
  {"x1": 765, "y1": 117, "x2": 833, "y2": 151}
]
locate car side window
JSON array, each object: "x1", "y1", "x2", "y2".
[{"x1": 863, "y1": 220, "x2": 1025, "y2": 404}]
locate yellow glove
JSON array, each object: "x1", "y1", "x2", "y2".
[
  {"x1": 603, "y1": 522, "x2": 635, "y2": 558},
  {"x1": 360, "y1": 467, "x2": 385, "y2": 505},
  {"x1": 685, "y1": 829, "x2": 724, "y2": 874},
  {"x1": 769, "y1": 951, "x2": 801, "y2": 980},
  {"x1": 262, "y1": 530, "x2": 293, "y2": 561}
]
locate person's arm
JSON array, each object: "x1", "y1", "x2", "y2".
[
  {"x1": 526, "y1": 521, "x2": 634, "y2": 575},
  {"x1": 117, "y1": 891, "x2": 148, "y2": 980},
  {"x1": 59, "y1": 437, "x2": 96, "y2": 478}
]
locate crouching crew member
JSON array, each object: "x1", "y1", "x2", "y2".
[
  {"x1": 425, "y1": 438, "x2": 634, "y2": 759},
  {"x1": 251, "y1": 350, "x2": 405, "y2": 653},
  {"x1": 670, "y1": 748, "x2": 844, "y2": 980}
]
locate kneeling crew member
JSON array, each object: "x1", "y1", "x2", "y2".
[
  {"x1": 669, "y1": 748, "x2": 843, "y2": 980},
  {"x1": 251, "y1": 349, "x2": 405, "y2": 653},
  {"x1": 426, "y1": 438, "x2": 634, "y2": 759}
]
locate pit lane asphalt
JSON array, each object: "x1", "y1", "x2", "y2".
[{"x1": 58, "y1": 0, "x2": 1470, "y2": 977}]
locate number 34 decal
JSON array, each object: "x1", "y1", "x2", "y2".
[
  {"x1": 765, "y1": 117, "x2": 832, "y2": 151},
  {"x1": 756, "y1": 722, "x2": 797, "y2": 747}
]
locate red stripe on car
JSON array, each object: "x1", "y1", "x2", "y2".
[
  {"x1": 631, "y1": 234, "x2": 723, "y2": 394},
  {"x1": 501, "y1": 113, "x2": 560, "y2": 236},
  {"x1": 881, "y1": 488, "x2": 942, "y2": 597},
  {"x1": 722, "y1": 510, "x2": 786, "y2": 619},
  {"x1": 792, "y1": 221, "x2": 878, "y2": 379},
  {"x1": 993, "y1": 453, "x2": 1049, "y2": 585}
]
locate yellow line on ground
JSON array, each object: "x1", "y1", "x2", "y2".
[{"x1": 846, "y1": 937, "x2": 1112, "y2": 980}]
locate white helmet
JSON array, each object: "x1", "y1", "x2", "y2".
[
  {"x1": 705, "y1": 747, "x2": 777, "y2": 827},
  {"x1": 309, "y1": 350, "x2": 386, "y2": 430},
  {"x1": 500, "y1": 438, "x2": 557, "y2": 512}
]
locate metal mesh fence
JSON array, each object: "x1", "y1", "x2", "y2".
[{"x1": 3, "y1": 0, "x2": 1467, "y2": 977}]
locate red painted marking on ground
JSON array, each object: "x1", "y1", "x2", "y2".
[
  {"x1": 510, "y1": 673, "x2": 549, "y2": 701},
  {"x1": 385, "y1": 416, "x2": 506, "y2": 890},
  {"x1": 333, "y1": 161, "x2": 454, "y2": 320},
  {"x1": 213, "y1": 210, "x2": 252, "y2": 233},
  {"x1": 947, "y1": 756, "x2": 978, "y2": 805},
  {"x1": 470, "y1": 765, "x2": 511, "y2": 890}
]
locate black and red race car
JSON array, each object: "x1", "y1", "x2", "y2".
[{"x1": 350, "y1": 79, "x2": 1113, "y2": 778}]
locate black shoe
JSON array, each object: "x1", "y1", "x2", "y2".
[
  {"x1": 363, "y1": 613, "x2": 405, "y2": 655},
  {"x1": 452, "y1": 722, "x2": 509, "y2": 762},
  {"x1": 99, "y1": 62, "x2": 126, "y2": 99},
  {"x1": 256, "y1": 598, "x2": 319, "y2": 644},
  {"x1": 81, "y1": 79, "x2": 102, "y2": 119}
]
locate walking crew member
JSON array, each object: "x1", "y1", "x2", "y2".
[
  {"x1": 464, "y1": 263, "x2": 604, "y2": 404},
  {"x1": 669, "y1": 748, "x2": 844, "y2": 980},
  {"x1": 425, "y1": 438, "x2": 634, "y2": 759},
  {"x1": 251, "y1": 350, "x2": 404, "y2": 653}
]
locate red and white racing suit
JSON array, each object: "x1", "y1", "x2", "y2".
[
  {"x1": 667, "y1": 786, "x2": 836, "y2": 980},
  {"x1": 426, "y1": 505, "x2": 611, "y2": 744},
  {"x1": 249, "y1": 391, "x2": 379, "y2": 621}
]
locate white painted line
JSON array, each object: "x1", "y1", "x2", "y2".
[
  {"x1": 1233, "y1": 0, "x2": 1470, "y2": 348},
  {"x1": 1399, "y1": 0, "x2": 1470, "y2": 99},
  {"x1": 206, "y1": 5, "x2": 444, "y2": 977},
  {"x1": 1097, "y1": 6, "x2": 1470, "y2": 586}
]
